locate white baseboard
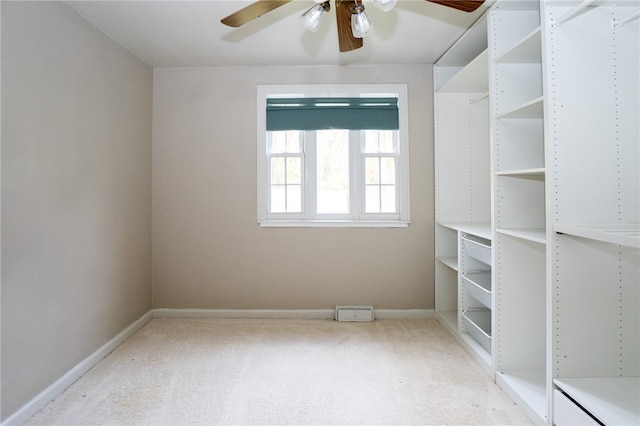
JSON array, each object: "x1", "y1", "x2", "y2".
[
  {"x1": 3, "y1": 307, "x2": 433, "y2": 425},
  {"x1": 152, "y1": 308, "x2": 335, "y2": 319},
  {"x1": 2, "y1": 311, "x2": 153, "y2": 426},
  {"x1": 375, "y1": 309, "x2": 434, "y2": 319},
  {"x1": 152, "y1": 308, "x2": 434, "y2": 320}
]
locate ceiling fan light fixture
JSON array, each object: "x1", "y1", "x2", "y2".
[
  {"x1": 351, "y1": 3, "x2": 372, "y2": 38},
  {"x1": 301, "y1": 1, "x2": 331, "y2": 32},
  {"x1": 371, "y1": 0, "x2": 397, "y2": 12}
]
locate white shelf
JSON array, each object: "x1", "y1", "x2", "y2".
[
  {"x1": 462, "y1": 309, "x2": 492, "y2": 353},
  {"x1": 462, "y1": 272, "x2": 492, "y2": 308},
  {"x1": 437, "y1": 256, "x2": 458, "y2": 271},
  {"x1": 497, "y1": 96, "x2": 544, "y2": 119},
  {"x1": 437, "y1": 50, "x2": 489, "y2": 93},
  {"x1": 554, "y1": 377, "x2": 640, "y2": 426},
  {"x1": 496, "y1": 228, "x2": 546, "y2": 244},
  {"x1": 470, "y1": 92, "x2": 489, "y2": 103},
  {"x1": 438, "y1": 222, "x2": 492, "y2": 241},
  {"x1": 462, "y1": 235, "x2": 492, "y2": 265},
  {"x1": 496, "y1": 168, "x2": 545, "y2": 180},
  {"x1": 555, "y1": 223, "x2": 640, "y2": 249},
  {"x1": 495, "y1": 27, "x2": 541, "y2": 64},
  {"x1": 497, "y1": 370, "x2": 547, "y2": 425}
]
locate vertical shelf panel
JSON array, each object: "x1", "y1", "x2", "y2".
[
  {"x1": 494, "y1": 176, "x2": 546, "y2": 231},
  {"x1": 545, "y1": 1, "x2": 640, "y2": 424},
  {"x1": 546, "y1": 3, "x2": 638, "y2": 226},
  {"x1": 552, "y1": 236, "x2": 640, "y2": 377},
  {"x1": 435, "y1": 94, "x2": 475, "y2": 221},
  {"x1": 434, "y1": 10, "x2": 493, "y2": 378},
  {"x1": 489, "y1": 3, "x2": 547, "y2": 423},
  {"x1": 495, "y1": 233, "x2": 546, "y2": 371}
]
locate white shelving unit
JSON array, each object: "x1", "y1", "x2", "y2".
[
  {"x1": 436, "y1": 222, "x2": 493, "y2": 374},
  {"x1": 543, "y1": 0, "x2": 640, "y2": 424},
  {"x1": 434, "y1": 2, "x2": 639, "y2": 424},
  {"x1": 434, "y1": 11, "x2": 494, "y2": 377},
  {"x1": 488, "y1": 2, "x2": 548, "y2": 423}
]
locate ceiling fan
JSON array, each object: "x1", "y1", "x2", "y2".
[{"x1": 221, "y1": 0, "x2": 485, "y2": 53}]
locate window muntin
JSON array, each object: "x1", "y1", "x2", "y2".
[
  {"x1": 257, "y1": 85, "x2": 410, "y2": 227},
  {"x1": 268, "y1": 131, "x2": 303, "y2": 213},
  {"x1": 363, "y1": 130, "x2": 398, "y2": 214}
]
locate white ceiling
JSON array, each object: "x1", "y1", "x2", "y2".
[{"x1": 65, "y1": 0, "x2": 491, "y2": 67}]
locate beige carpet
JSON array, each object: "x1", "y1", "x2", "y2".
[{"x1": 26, "y1": 318, "x2": 530, "y2": 425}]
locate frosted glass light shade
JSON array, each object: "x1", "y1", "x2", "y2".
[
  {"x1": 301, "y1": 2, "x2": 330, "y2": 32},
  {"x1": 371, "y1": 0, "x2": 398, "y2": 12},
  {"x1": 351, "y1": 5, "x2": 371, "y2": 38}
]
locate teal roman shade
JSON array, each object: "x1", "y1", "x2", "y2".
[{"x1": 266, "y1": 97, "x2": 399, "y2": 131}]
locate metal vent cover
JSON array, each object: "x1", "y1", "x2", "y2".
[{"x1": 335, "y1": 305, "x2": 374, "y2": 322}]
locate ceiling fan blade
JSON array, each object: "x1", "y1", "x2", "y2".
[
  {"x1": 336, "y1": 0, "x2": 363, "y2": 52},
  {"x1": 426, "y1": 0, "x2": 485, "y2": 13},
  {"x1": 221, "y1": 0, "x2": 293, "y2": 27}
]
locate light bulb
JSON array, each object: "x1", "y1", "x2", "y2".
[
  {"x1": 371, "y1": 0, "x2": 397, "y2": 12},
  {"x1": 351, "y1": 4, "x2": 372, "y2": 38},
  {"x1": 301, "y1": 1, "x2": 330, "y2": 33}
]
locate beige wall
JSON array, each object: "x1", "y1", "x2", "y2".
[
  {"x1": 152, "y1": 66, "x2": 435, "y2": 310},
  {"x1": 1, "y1": 1, "x2": 153, "y2": 419},
  {"x1": 1, "y1": 2, "x2": 435, "y2": 419}
]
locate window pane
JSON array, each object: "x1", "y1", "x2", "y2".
[
  {"x1": 365, "y1": 157, "x2": 380, "y2": 184},
  {"x1": 287, "y1": 157, "x2": 301, "y2": 184},
  {"x1": 365, "y1": 186, "x2": 380, "y2": 213},
  {"x1": 271, "y1": 185, "x2": 302, "y2": 213},
  {"x1": 380, "y1": 157, "x2": 396, "y2": 184},
  {"x1": 364, "y1": 130, "x2": 396, "y2": 153},
  {"x1": 269, "y1": 132, "x2": 286, "y2": 153},
  {"x1": 287, "y1": 185, "x2": 302, "y2": 212},
  {"x1": 286, "y1": 132, "x2": 301, "y2": 153},
  {"x1": 381, "y1": 185, "x2": 396, "y2": 213},
  {"x1": 271, "y1": 185, "x2": 286, "y2": 212},
  {"x1": 364, "y1": 130, "x2": 379, "y2": 153},
  {"x1": 316, "y1": 129, "x2": 349, "y2": 214},
  {"x1": 269, "y1": 131, "x2": 301, "y2": 153},
  {"x1": 271, "y1": 157, "x2": 285, "y2": 184},
  {"x1": 378, "y1": 131, "x2": 395, "y2": 153}
]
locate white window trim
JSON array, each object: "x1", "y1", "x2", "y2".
[{"x1": 257, "y1": 84, "x2": 410, "y2": 228}]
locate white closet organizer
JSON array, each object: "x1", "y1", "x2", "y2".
[
  {"x1": 435, "y1": 1, "x2": 638, "y2": 424},
  {"x1": 543, "y1": 1, "x2": 639, "y2": 425},
  {"x1": 436, "y1": 223, "x2": 493, "y2": 374},
  {"x1": 489, "y1": 2, "x2": 548, "y2": 424},
  {"x1": 434, "y1": 11, "x2": 493, "y2": 377}
]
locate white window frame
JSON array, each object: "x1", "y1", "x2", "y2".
[{"x1": 257, "y1": 84, "x2": 410, "y2": 228}]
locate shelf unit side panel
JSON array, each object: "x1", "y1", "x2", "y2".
[
  {"x1": 436, "y1": 261, "x2": 461, "y2": 314},
  {"x1": 552, "y1": 236, "x2": 640, "y2": 378},
  {"x1": 613, "y1": 6, "x2": 640, "y2": 225},
  {"x1": 436, "y1": 13, "x2": 489, "y2": 67},
  {"x1": 434, "y1": 65, "x2": 464, "y2": 92},
  {"x1": 495, "y1": 233, "x2": 547, "y2": 371},
  {"x1": 494, "y1": 118, "x2": 545, "y2": 172},
  {"x1": 489, "y1": 8, "x2": 541, "y2": 61},
  {"x1": 495, "y1": 176, "x2": 547, "y2": 229},
  {"x1": 437, "y1": 224, "x2": 459, "y2": 258},
  {"x1": 435, "y1": 224, "x2": 460, "y2": 329},
  {"x1": 545, "y1": 3, "x2": 640, "y2": 226},
  {"x1": 435, "y1": 94, "x2": 474, "y2": 222},
  {"x1": 469, "y1": 97, "x2": 492, "y2": 223},
  {"x1": 493, "y1": 63, "x2": 543, "y2": 114}
]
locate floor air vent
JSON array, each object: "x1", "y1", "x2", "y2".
[{"x1": 335, "y1": 305, "x2": 374, "y2": 322}]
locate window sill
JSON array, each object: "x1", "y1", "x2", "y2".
[{"x1": 259, "y1": 220, "x2": 410, "y2": 228}]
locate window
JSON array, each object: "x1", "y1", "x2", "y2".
[{"x1": 257, "y1": 85, "x2": 410, "y2": 227}]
